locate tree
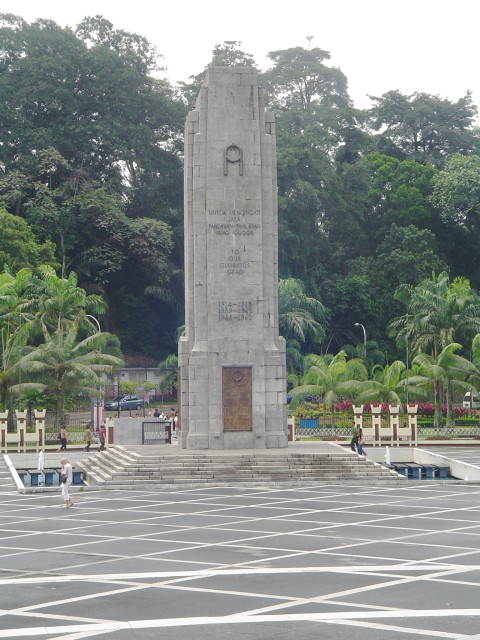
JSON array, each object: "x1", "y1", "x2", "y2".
[
  {"x1": 179, "y1": 41, "x2": 256, "y2": 109},
  {"x1": 0, "y1": 15, "x2": 185, "y2": 356},
  {"x1": 409, "y1": 344, "x2": 480, "y2": 428},
  {"x1": 389, "y1": 271, "x2": 480, "y2": 427},
  {"x1": 368, "y1": 90, "x2": 479, "y2": 165},
  {"x1": 356, "y1": 360, "x2": 413, "y2": 406},
  {"x1": 0, "y1": 209, "x2": 57, "y2": 271},
  {"x1": 341, "y1": 340, "x2": 385, "y2": 374},
  {"x1": 390, "y1": 272, "x2": 480, "y2": 356},
  {"x1": 263, "y1": 45, "x2": 350, "y2": 112},
  {"x1": 119, "y1": 380, "x2": 138, "y2": 396},
  {"x1": 278, "y1": 278, "x2": 328, "y2": 344},
  {"x1": 157, "y1": 354, "x2": 178, "y2": 395},
  {"x1": 285, "y1": 338, "x2": 304, "y2": 377},
  {"x1": 12, "y1": 322, "x2": 123, "y2": 428},
  {"x1": 22, "y1": 265, "x2": 106, "y2": 338},
  {"x1": 431, "y1": 154, "x2": 480, "y2": 229},
  {"x1": 0, "y1": 267, "x2": 37, "y2": 411},
  {"x1": 289, "y1": 350, "x2": 366, "y2": 409}
]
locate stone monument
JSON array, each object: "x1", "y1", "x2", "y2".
[{"x1": 178, "y1": 67, "x2": 287, "y2": 449}]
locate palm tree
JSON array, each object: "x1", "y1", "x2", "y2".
[
  {"x1": 23, "y1": 265, "x2": 106, "y2": 338},
  {"x1": 409, "y1": 344, "x2": 480, "y2": 429},
  {"x1": 0, "y1": 268, "x2": 36, "y2": 412},
  {"x1": 12, "y1": 323, "x2": 123, "y2": 429},
  {"x1": 285, "y1": 338, "x2": 304, "y2": 376},
  {"x1": 389, "y1": 271, "x2": 480, "y2": 428},
  {"x1": 289, "y1": 350, "x2": 366, "y2": 411},
  {"x1": 356, "y1": 360, "x2": 417, "y2": 406},
  {"x1": 390, "y1": 272, "x2": 480, "y2": 356},
  {"x1": 278, "y1": 278, "x2": 328, "y2": 344},
  {"x1": 341, "y1": 340, "x2": 386, "y2": 375},
  {"x1": 0, "y1": 333, "x2": 34, "y2": 411},
  {"x1": 157, "y1": 354, "x2": 178, "y2": 396}
]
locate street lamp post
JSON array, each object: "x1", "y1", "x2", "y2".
[
  {"x1": 354, "y1": 322, "x2": 367, "y2": 360},
  {"x1": 86, "y1": 314, "x2": 101, "y2": 333},
  {"x1": 86, "y1": 315, "x2": 102, "y2": 429}
]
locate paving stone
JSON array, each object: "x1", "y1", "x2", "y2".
[{"x1": 2, "y1": 479, "x2": 480, "y2": 638}]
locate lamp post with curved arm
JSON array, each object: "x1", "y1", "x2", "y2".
[
  {"x1": 86, "y1": 315, "x2": 103, "y2": 428},
  {"x1": 354, "y1": 322, "x2": 367, "y2": 360},
  {"x1": 86, "y1": 314, "x2": 101, "y2": 333}
]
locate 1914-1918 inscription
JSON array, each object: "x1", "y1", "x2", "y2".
[
  {"x1": 222, "y1": 366, "x2": 252, "y2": 431},
  {"x1": 218, "y1": 300, "x2": 253, "y2": 321}
]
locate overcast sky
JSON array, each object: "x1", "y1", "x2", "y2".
[{"x1": 3, "y1": 0, "x2": 480, "y2": 113}]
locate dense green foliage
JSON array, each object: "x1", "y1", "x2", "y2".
[
  {"x1": 1, "y1": 18, "x2": 480, "y2": 373},
  {"x1": 0, "y1": 14, "x2": 185, "y2": 357}
]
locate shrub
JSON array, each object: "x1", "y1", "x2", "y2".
[{"x1": 335, "y1": 401, "x2": 353, "y2": 412}]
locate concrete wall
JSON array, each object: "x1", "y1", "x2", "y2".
[
  {"x1": 113, "y1": 418, "x2": 144, "y2": 445},
  {"x1": 367, "y1": 446, "x2": 480, "y2": 481}
]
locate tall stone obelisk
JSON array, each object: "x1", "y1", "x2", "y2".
[{"x1": 178, "y1": 67, "x2": 287, "y2": 449}]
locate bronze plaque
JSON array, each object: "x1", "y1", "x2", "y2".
[{"x1": 222, "y1": 366, "x2": 252, "y2": 431}]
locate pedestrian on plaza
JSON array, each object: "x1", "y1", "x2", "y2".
[
  {"x1": 60, "y1": 457, "x2": 73, "y2": 508},
  {"x1": 153, "y1": 408, "x2": 160, "y2": 418},
  {"x1": 98, "y1": 424, "x2": 106, "y2": 451},
  {"x1": 58, "y1": 424, "x2": 67, "y2": 451},
  {"x1": 356, "y1": 428, "x2": 366, "y2": 456},
  {"x1": 83, "y1": 424, "x2": 92, "y2": 452},
  {"x1": 350, "y1": 421, "x2": 358, "y2": 452}
]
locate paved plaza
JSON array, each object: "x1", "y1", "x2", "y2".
[{"x1": 1, "y1": 476, "x2": 480, "y2": 639}]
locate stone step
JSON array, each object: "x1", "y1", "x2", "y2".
[
  {"x1": 100, "y1": 468, "x2": 381, "y2": 478},
  {"x1": 80, "y1": 445, "x2": 405, "y2": 489},
  {"x1": 0, "y1": 458, "x2": 16, "y2": 491}
]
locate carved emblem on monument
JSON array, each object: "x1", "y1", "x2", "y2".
[{"x1": 223, "y1": 144, "x2": 243, "y2": 176}]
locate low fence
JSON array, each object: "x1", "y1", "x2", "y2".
[
  {"x1": 292, "y1": 404, "x2": 480, "y2": 446},
  {"x1": 0, "y1": 410, "x2": 115, "y2": 453}
]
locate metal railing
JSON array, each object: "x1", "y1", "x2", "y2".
[{"x1": 293, "y1": 414, "x2": 480, "y2": 443}]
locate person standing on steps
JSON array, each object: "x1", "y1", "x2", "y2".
[
  {"x1": 60, "y1": 457, "x2": 73, "y2": 508},
  {"x1": 83, "y1": 423, "x2": 92, "y2": 452},
  {"x1": 98, "y1": 424, "x2": 106, "y2": 451},
  {"x1": 356, "y1": 428, "x2": 366, "y2": 456},
  {"x1": 350, "y1": 421, "x2": 358, "y2": 453}
]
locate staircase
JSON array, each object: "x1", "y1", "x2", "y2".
[
  {"x1": 0, "y1": 457, "x2": 16, "y2": 492},
  {"x1": 79, "y1": 445, "x2": 405, "y2": 489}
]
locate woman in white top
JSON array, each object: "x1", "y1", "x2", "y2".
[{"x1": 60, "y1": 458, "x2": 73, "y2": 508}]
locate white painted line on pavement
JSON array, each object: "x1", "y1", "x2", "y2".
[{"x1": 1, "y1": 610, "x2": 480, "y2": 638}]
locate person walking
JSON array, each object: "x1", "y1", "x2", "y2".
[
  {"x1": 58, "y1": 424, "x2": 67, "y2": 451},
  {"x1": 60, "y1": 457, "x2": 73, "y2": 508},
  {"x1": 356, "y1": 428, "x2": 366, "y2": 456},
  {"x1": 98, "y1": 424, "x2": 106, "y2": 451},
  {"x1": 350, "y1": 421, "x2": 358, "y2": 452},
  {"x1": 83, "y1": 424, "x2": 92, "y2": 452}
]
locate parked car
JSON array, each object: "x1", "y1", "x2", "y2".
[
  {"x1": 105, "y1": 395, "x2": 144, "y2": 411},
  {"x1": 463, "y1": 392, "x2": 480, "y2": 409},
  {"x1": 148, "y1": 393, "x2": 177, "y2": 403},
  {"x1": 148, "y1": 394, "x2": 164, "y2": 403},
  {"x1": 286, "y1": 394, "x2": 313, "y2": 404}
]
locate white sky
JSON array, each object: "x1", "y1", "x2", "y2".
[{"x1": 3, "y1": 0, "x2": 480, "y2": 113}]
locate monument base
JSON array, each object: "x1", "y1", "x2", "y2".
[{"x1": 181, "y1": 429, "x2": 287, "y2": 450}]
